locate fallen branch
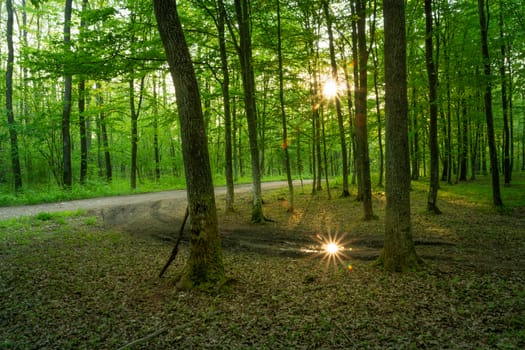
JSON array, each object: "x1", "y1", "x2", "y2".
[{"x1": 159, "y1": 206, "x2": 189, "y2": 278}]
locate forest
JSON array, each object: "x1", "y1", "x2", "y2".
[
  {"x1": 1, "y1": 0, "x2": 525, "y2": 348},
  {"x1": 1, "y1": 0, "x2": 523, "y2": 201}
]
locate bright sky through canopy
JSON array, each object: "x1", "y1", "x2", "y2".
[{"x1": 322, "y1": 78, "x2": 338, "y2": 99}]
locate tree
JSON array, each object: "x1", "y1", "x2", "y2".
[
  {"x1": 425, "y1": 0, "x2": 441, "y2": 214},
  {"x1": 78, "y1": 0, "x2": 89, "y2": 185},
  {"x1": 217, "y1": 0, "x2": 235, "y2": 212},
  {"x1": 322, "y1": 0, "x2": 349, "y2": 198},
  {"x1": 277, "y1": 0, "x2": 294, "y2": 211},
  {"x1": 62, "y1": 0, "x2": 73, "y2": 188},
  {"x1": 234, "y1": 0, "x2": 265, "y2": 223},
  {"x1": 377, "y1": 0, "x2": 421, "y2": 272},
  {"x1": 154, "y1": 0, "x2": 225, "y2": 288},
  {"x1": 478, "y1": 0, "x2": 503, "y2": 208},
  {"x1": 6, "y1": 0, "x2": 22, "y2": 191},
  {"x1": 354, "y1": 0, "x2": 375, "y2": 219}
]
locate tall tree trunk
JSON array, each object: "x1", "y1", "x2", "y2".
[
  {"x1": 372, "y1": 40, "x2": 384, "y2": 188},
  {"x1": 277, "y1": 0, "x2": 294, "y2": 211},
  {"x1": 354, "y1": 0, "x2": 374, "y2": 219},
  {"x1": 498, "y1": 4, "x2": 511, "y2": 186},
  {"x1": 478, "y1": 0, "x2": 503, "y2": 207},
  {"x1": 217, "y1": 0, "x2": 234, "y2": 211},
  {"x1": 78, "y1": 0, "x2": 88, "y2": 185},
  {"x1": 152, "y1": 76, "x2": 161, "y2": 183},
  {"x1": 154, "y1": 0, "x2": 225, "y2": 289},
  {"x1": 62, "y1": 0, "x2": 73, "y2": 189},
  {"x1": 425, "y1": 0, "x2": 441, "y2": 214},
  {"x1": 459, "y1": 98, "x2": 468, "y2": 181},
  {"x1": 129, "y1": 76, "x2": 145, "y2": 190},
  {"x1": 410, "y1": 85, "x2": 420, "y2": 180},
  {"x1": 322, "y1": 0, "x2": 349, "y2": 197},
  {"x1": 320, "y1": 106, "x2": 332, "y2": 200},
  {"x1": 95, "y1": 83, "x2": 112, "y2": 182},
  {"x1": 6, "y1": 0, "x2": 22, "y2": 191},
  {"x1": 234, "y1": 0, "x2": 265, "y2": 222},
  {"x1": 379, "y1": 0, "x2": 421, "y2": 271},
  {"x1": 78, "y1": 79, "x2": 88, "y2": 184}
]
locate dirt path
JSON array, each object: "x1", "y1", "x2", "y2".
[{"x1": 0, "y1": 180, "x2": 307, "y2": 221}]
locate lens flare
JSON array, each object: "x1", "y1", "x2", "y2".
[
  {"x1": 311, "y1": 231, "x2": 352, "y2": 272},
  {"x1": 325, "y1": 242, "x2": 340, "y2": 254}
]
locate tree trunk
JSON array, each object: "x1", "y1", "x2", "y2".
[
  {"x1": 322, "y1": 0, "x2": 349, "y2": 198},
  {"x1": 78, "y1": 79, "x2": 88, "y2": 185},
  {"x1": 354, "y1": 0, "x2": 374, "y2": 219},
  {"x1": 95, "y1": 83, "x2": 112, "y2": 182},
  {"x1": 154, "y1": 0, "x2": 225, "y2": 289},
  {"x1": 62, "y1": 0, "x2": 73, "y2": 189},
  {"x1": 6, "y1": 0, "x2": 22, "y2": 191},
  {"x1": 498, "y1": 5, "x2": 511, "y2": 186},
  {"x1": 152, "y1": 77, "x2": 161, "y2": 183},
  {"x1": 378, "y1": 0, "x2": 421, "y2": 272},
  {"x1": 129, "y1": 76, "x2": 145, "y2": 190},
  {"x1": 478, "y1": 0, "x2": 503, "y2": 207},
  {"x1": 78, "y1": 0, "x2": 88, "y2": 185},
  {"x1": 217, "y1": 0, "x2": 235, "y2": 211},
  {"x1": 425, "y1": 0, "x2": 441, "y2": 214},
  {"x1": 234, "y1": 0, "x2": 265, "y2": 223},
  {"x1": 277, "y1": 0, "x2": 294, "y2": 211}
]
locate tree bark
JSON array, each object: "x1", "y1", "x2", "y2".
[
  {"x1": 217, "y1": 0, "x2": 235, "y2": 211},
  {"x1": 78, "y1": 0, "x2": 89, "y2": 185},
  {"x1": 478, "y1": 0, "x2": 503, "y2": 207},
  {"x1": 277, "y1": 0, "x2": 294, "y2": 211},
  {"x1": 234, "y1": 0, "x2": 265, "y2": 222},
  {"x1": 498, "y1": 5, "x2": 511, "y2": 186},
  {"x1": 425, "y1": 0, "x2": 441, "y2": 214},
  {"x1": 354, "y1": 0, "x2": 374, "y2": 219},
  {"x1": 62, "y1": 0, "x2": 73, "y2": 189},
  {"x1": 154, "y1": 0, "x2": 225, "y2": 288},
  {"x1": 6, "y1": 0, "x2": 22, "y2": 191},
  {"x1": 322, "y1": 0, "x2": 349, "y2": 198},
  {"x1": 378, "y1": 0, "x2": 421, "y2": 272},
  {"x1": 95, "y1": 83, "x2": 112, "y2": 183}
]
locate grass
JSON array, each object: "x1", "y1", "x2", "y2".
[{"x1": 1, "y1": 175, "x2": 524, "y2": 349}]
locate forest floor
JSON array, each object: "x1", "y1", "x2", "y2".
[{"x1": 1, "y1": 177, "x2": 524, "y2": 349}]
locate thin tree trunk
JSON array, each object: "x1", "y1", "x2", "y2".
[
  {"x1": 62, "y1": 0, "x2": 73, "y2": 189},
  {"x1": 217, "y1": 0, "x2": 235, "y2": 211},
  {"x1": 478, "y1": 0, "x2": 503, "y2": 207},
  {"x1": 95, "y1": 83, "x2": 112, "y2": 182},
  {"x1": 322, "y1": 0, "x2": 349, "y2": 197},
  {"x1": 498, "y1": 4, "x2": 511, "y2": 186},
  {"x1": 78, "y1": 0, "x2": 88, "y2": 185},
  {"x1": 152, "y1": 76, "x2": 161, "y2": 183},
  {"x1": 354, "y1": 0, "x2": 374, "y2": 219},
  {"x1": 277, "y1": 0, "x2": 294, "y2": 211},
  {"x1": 372, "y1": 41, "x2": 384, "y2": 187},
  {"x1": 6, "y1": 0, "x2": 22, "y2": 191},
  {"x1": 129, "y1": 76, "x2": 145, "y2": 190},
  {"x1": 320, "y1": 106, "x2": 331, "y2": 200},
  {"x1": 234, "y1": 0, "x2": 265, "y2": 222},
  {"x1": 425, "y1": 0, "x2": 441, "y2": 214},
  {"x1": 78, "y1": 79, "x2": 88, "y2": 184}
]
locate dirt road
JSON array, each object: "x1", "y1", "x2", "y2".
[{"x1": 0, "y1": 180, "x2": 308, "y2": 222}]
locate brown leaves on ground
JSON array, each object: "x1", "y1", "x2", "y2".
[{"x1": 1, "y1": 180, "x2": 524, "y2": 349}]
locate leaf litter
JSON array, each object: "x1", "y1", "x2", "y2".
[{"x1": 1, "y1": 182, "x2": 524, "y2": 349}]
